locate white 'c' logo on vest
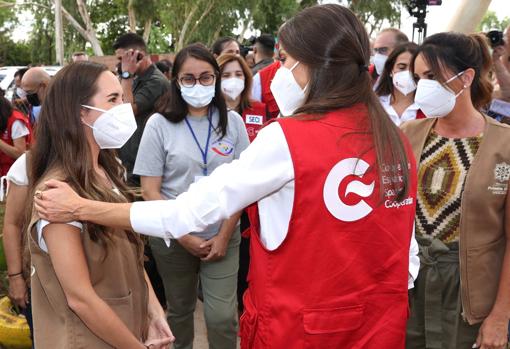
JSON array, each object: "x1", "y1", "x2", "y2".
[{"x1": 323, "y1": 158, "x2": 375, "y2": 222}]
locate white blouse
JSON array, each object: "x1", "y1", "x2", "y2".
[{"x1": 130, "y1": 122, "x2": 420, "y2": 288}]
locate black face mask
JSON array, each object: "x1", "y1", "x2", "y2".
[{"x1": 26, "y1": 92, "x2": 41, "y2": 106}]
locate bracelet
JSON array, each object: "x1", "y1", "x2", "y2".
[{"x1": 8, "y1": 271, "x2": 23, "y2": 278}]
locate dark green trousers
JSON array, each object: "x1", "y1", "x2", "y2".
[{"x1": 406, "y1": 237, "x2": 480, "y2": 349}]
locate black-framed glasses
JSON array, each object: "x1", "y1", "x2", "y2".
[{"x1": 179, "y1": 74, "x2": 216, "y2": 88}]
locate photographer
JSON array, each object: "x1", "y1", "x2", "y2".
[{"x1": 488, "y1": 26, "x2": 510, "y2": 121}]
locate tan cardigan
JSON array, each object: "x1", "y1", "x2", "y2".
[
  {"x1": 29, "y1": 175, "x2": 148, "y2": 348},
  {"x1": 401, "y1": 115, "x2": 510, "y2": 324}
]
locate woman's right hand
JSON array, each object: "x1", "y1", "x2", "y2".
[
  {"x1": 34, "y1": 179, "x2": 83, "y2": 223},
  {"x1": 8, "y1": 275, "x2": 28, "y2": 309},
  {"x1": 144, "y1": 337, "x2": 173, "y2": 349},
  {"x1": 178, "y1": 235, "x2": 211, "y2": 258}
]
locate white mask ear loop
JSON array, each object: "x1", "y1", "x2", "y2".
[
  {"x1": 81, "y1": 104, "x2": 106, "y2": 113},
  {"x1": 289, "y1": 61, "x2": 300, "y2": 72},
  {"x1": 443, "y1": 70, "x2": 467, "y2": 97}
]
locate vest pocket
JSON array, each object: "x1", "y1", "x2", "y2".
[
  {"x1": 103, "y1": 290, "x2": 136, "y2": 334},
  {"x1": 302, "y1": 304, "x2": 364, "y2": 348},
  {"x1": 466, "y1": 235, "x2": 505, "y2": 318},
  {"x1": 302, "y1": 304, "x2": 364, "y2": 334},
  {"x1": 240, "y1": 290, "x2": 258, "y2": 349}
]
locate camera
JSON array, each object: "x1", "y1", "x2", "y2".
[
  {"x1": 487, "y1": 30, "x2": 505, "y2": 48},
  {"x1": 406, "y1": 0, "x2": 442, "y2": 42}
]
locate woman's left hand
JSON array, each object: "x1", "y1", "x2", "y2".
[
  {"x1": 200, "y1": 235, "x2": 229, "y2": 262},
  {"x1": 475, "y1": 312, "x2": 508, "y2": 349},
  {"x1": 146, "y1": 315, "x2": 174, "y2": 348}
]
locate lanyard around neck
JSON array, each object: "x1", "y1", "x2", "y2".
[{"x1": 184, "y1": 108, "x2": 213, "y2": 176}]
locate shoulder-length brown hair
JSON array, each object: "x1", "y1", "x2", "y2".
[
  {"x1": 217, "y1": 53, "x2": 253, "y2": 113},
  {"x1": 28, "y1": 61, "x2": 142, "y2": 256},
  {"x1": 278, "y1": 4, "x2": 410, "y2": 200}
]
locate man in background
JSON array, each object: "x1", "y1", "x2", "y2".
[
  {"x1": 113, "y1": 33, "x2": 171, "y2": 186},
  {"x1": 251, "y1": 34, "x2": 275, "y2": 75}
]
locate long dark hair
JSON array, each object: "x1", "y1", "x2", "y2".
[
  {"x1": 411, "y1": 32, "x2": 493, "y2": 110},
  {"x1": 375, "y1": 42, "x2": 418, "y2": 97},
  {"x1": 212, "y1": 37, "x2": 239, "y2": 56},
  {"x1": 278, "y1": 4, "x2": 410, "y2": 200},
  {"x1": 0, "y1": 95, "x2": 13, "y2": 133},
  {"x1": 156, "y1": 43, "x2": 228, "y2": 138},
  {"x1": 28, "y1": 62, "x2": 142, "y2": 256}
]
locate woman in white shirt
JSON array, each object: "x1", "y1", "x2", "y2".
[
  {"x1": 34, "y1": 5, "x2": 419, "y2": 347},
  {"x1": 375, "y1": 43, "x2": 422, "y2": 126}
]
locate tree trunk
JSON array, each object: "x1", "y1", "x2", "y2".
[
  {"x1": 128, "y1": 0, "x2": 137, "y2": 32},
  {"x1": 187, "y1": 0, "x2": 215, "y2": 41},
  {"x1": 445, "y1": 0, "x2": 492, "y2": 33},
  {"x1": 143, "y1": 18, "x2": 152, "y2": 43},
  {"x1": 75, "y1": 0, "x2": 104, "y2": 55},
  {"x1": 177, "y1": 2, "x2": 201, "y2": 51}
]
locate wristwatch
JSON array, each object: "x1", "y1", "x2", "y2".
[{"x1": 121, "y1": 71, "x2": 133, "y2": 79}]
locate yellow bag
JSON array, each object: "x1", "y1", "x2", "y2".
[{"x1": 0, "y1": 296, "x2": 32, "y2": 348}]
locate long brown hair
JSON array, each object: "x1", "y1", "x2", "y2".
[
  {"x1": 375, "y1": 42, "x2": 418, "y2": 97},
  {"x1": 28, "y1": 61, "x2": 142, "y2": 256},
  {"x1": 217, "y1": 53, "x2": 253, "y2": 113},
  {"x1": 411, "y1": 32, "x2": 493, "y2": 110},
  {"x1": 278, "y1": 4, "x2": 410, "y2": 200}
]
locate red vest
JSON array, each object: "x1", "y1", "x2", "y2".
[
  {"x1": 240, "y1": 106, "x2": 417, "y2": 349},
  {"x1": 242, "y1": 101, "x2": 268, "y2": 142},
  {"x1": 259, "y1": 61, "x2": 281, "y2": 119},
  {"x1": 416, "y1": 109, "x2": 426, "y2": 119},
  {"x1": 0, "y1": 110, "x2": 32, "y2": 176}
]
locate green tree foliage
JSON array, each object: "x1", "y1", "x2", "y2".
[
  {"x1": 2, "y1": 0, "x2": 416, "y2": 65},
  {"x1": 345, "y1": 0, "x2": 405, "y2": 37},
  {"x1": 477, "y1": 10, "x2": 510, "y2": 33}
]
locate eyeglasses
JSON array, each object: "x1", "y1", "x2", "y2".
[{"x1": 179, "y1": 74, "x2": 216, "y2": 88}]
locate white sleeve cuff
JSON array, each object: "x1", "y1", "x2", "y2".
[{"x1": 130, "y1": 200, "x2": 189, "y2": 241}]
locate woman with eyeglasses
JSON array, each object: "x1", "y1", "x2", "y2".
[{"x1": 132, "y1": 43, "x2": 249, "y2": 349}]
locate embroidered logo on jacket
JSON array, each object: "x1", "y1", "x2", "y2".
[
  {"x1": 494, "y1": 162, "x2": 510, "y2": 182},
  {"x1": 323, "y1": 158, "x2": 375, "y2": 222}
]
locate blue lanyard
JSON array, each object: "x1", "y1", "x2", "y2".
[{"x1": 184, "y1": 108, "x2": 213, "y2": 176}]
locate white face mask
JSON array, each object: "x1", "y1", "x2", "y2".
[
  {"x1": 414, "y1": 71, "x2": 466, "y2": 118},
  {"x1": 373, "y1": 53, "x2": 388, "y2": 75},
  {"x1": 81, "y1": 103, "x2": 137, "y2": 149},
  {"x1": 270, "y1": 61, "x2": 307, "y2": 117},
  {"x1": 221, "y1": 78, "x2": 245, "y2": 100},
  {"x1": 16, "y1": 87, "x2": 26, "y2": 99},
  {"x1": 392, "y1": 70, "x2": 417, "y2": 96},
  {"x1": 180, "y1": 84, "x2": 216, "y2": 108}
]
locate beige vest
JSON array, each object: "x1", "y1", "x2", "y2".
[
  {"x1": 29, "y1": 176, "x2": 148, "y2": 348},
  {"x1": 401, "y1": 115, "x2": 510, "y2": 324}
]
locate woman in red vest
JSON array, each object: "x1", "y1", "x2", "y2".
[
  {"x1": 375, "y1": 43, "x2": 426, "y2": 126},
  {"x1": 218, "y1": 54, "x2": 268, "y2": 142},
  {"x1": 35, "y1": 4, "x2": 418, "y2": 348},
  {"x1": 0, "y1": 92, "x2": 31, "y2": 176}
]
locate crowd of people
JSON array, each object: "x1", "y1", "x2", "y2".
[{"x1": 1, "y1": 3, "x2": 510, "y2": 349}]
